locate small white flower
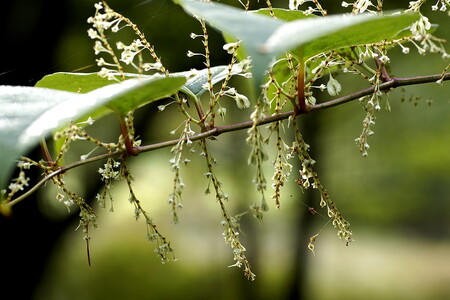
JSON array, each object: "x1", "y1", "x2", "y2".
[
  {"x1": 304, "y1": 6, "x2": 316, "y2": 15},
  {"x1": 411, "y1": 16, "x2": 431, "y2": 37},
  {"x1": 307, "y1": 96, "x2": 316, "y2": 105},
  {"x1": 133, "y1": 39, "x2": 143, "y2": 48},
  {"x1": 190, "y1": 32, "x2": 201, "y2": 39},
  {"x1": 422, "y1": 16, "x2": 432, "y2": 30},
  {"x1": 120, "y1": 49, "x2": 138, "y2": 65},
  {"x1": 223, "y1": 42, "x2": 239, "y2": 54},
  {"x1": 353, "y1": 0, "x2": 373, "y2": 13},
  {"x1": 326, "y1": 74, "x2": 342, "y2": 96},
  {"x1": 22, "y1": 162, "x2": 31, "y2": 169},
  {"x1": 379, "y1": 55, "x2": 390, "y2": 64},
  {"x1": 111, "y1": 20, "x2": 121, "y2": 33},
  {"x1": 116, "y1": 41, "x2": 125, "y2": 50},
  {"x1": 56, "y1": 193, "x2": 65, "y2": 202},
  {"x1": 201, "y1": 82, "x2": 210, "y2": 91},
  {"x1": 289, "y1": 0, "x2": 305, "y2": 10},
  {"x1": 311, "y1": 60, "x2": 327, "y2": 74},
  {"x1": 142, "y1": 62, "x2": 162, "y2": 71},
  {"x1": 218, "y1": 107, "x2": 227, "y2": 119},
  {"x1": 87, "y1": 28, "x2": 99, "y2": 39},
  {"x1": 96, "y1": 57, "x2": 106, "y2": 66},
  {"x1": 94, "y1": 2, "x2": 103, "y2": 11},
  {"x1": 98, "y1": 67, "x2": 118, "y2": 81},
  {"x1": 94, "y1": 40, "x2": 110, "y2": 55},
  {"x1": 77, "y1": 117, "x2": 95, "y2": 126},
  {"x1": 234, "y1": 93, "x2": 250, "y2": 109}
]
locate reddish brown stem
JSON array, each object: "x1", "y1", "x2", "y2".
[
  {"x1": 374, "y1": 49, "x2": 391, "y2": 82},
  {"x1": 40, "y1": 139, "x2": 57, "y2": 168},
  {"x1": 296, "y1": 62, "x2": 309, "y2": 115},
  {"x1": 119, "y1": 117, "x2": 139, "y2": 156}
]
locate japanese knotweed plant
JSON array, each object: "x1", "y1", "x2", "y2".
[{"x1": 0, "y1": 0, "x2": 449, "y2": 280}]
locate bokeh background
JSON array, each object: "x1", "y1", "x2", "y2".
[{"x1": 1, "y1": 0, "x2": 449, "y2": 299}]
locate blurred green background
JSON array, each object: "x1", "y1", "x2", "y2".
[{"x1": 1, "y1": 0, "x2": 449, "y2": 299}]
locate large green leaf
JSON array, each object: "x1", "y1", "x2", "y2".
[
  {"x1": 224, "y1": 8, "x2": 316, "y2": 62},
  {"x1": 179, "y1": 62, "x2": 248, "y2": 99},
  {"x1": 176, "y1": 0, "x2": 282, "y2": 89},
  {"x1": 254, "y1": 8, "x2": 314, "y2": 21},
  {"x1": 176, "y1": 0, "x2": 418, "y2": 88},
  {"x1": 103, "y1": 76, "x2": 186, "y2": 115},
  {"x1": 37, "y1": 63, "x2": 247, "y2": 102},
  {"x1": 0, "y1": 87, "x2": 77, "y2": 188},
  {"x1": 36, "y1": 74, "x2": 186, "y2": 115},
  {"x1": 263, "y1": 13, "x2": 418, "y2": 58},
  {"x1": 0, "y1": 77, "x2": 185, "y2": 189},
  {"x1": 35, "y1": 72, "x2": 115, "y2": 93}
]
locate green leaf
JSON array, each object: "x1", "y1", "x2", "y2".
[
  {"x1": 36, "y1": 74, "x2": 186, "y2": 115},
  {"x1": 0, "y1": 77, "x2": 185, "y2": 188},
  {"x1": 37, "y1": 63, "x2": 247, "y2": 103},
  {"x1": 104, "y1": 76, "x2": 186, "y2": 115},
  {"x1": 176, "y1": 0, "x2": 419, "y2": 88},
  {"x1": 224, "y1": 8, "x2": 316, "y2": 65},
  {"x1": 179, "y1": 62, "x2": 249, "y2": 99},
  {"x1": 0, "y1": 86, "x2": 80, "y2": 188},
  {"x1": 176, "y1": 0, "x2": 282, "y2": 89},
  {"x1": 255, "y1": 8, "x2": 315, "y2": 21},
  {"x1": 35, "y1": 72, "x2": 116, "y2": 93},
  {"x1": 263, "y1": 13, "x2": 419, "y2": 59}
]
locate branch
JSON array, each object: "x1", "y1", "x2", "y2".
[
  {"x1": 5, "y1": 72, "x2": 449, "y2": 207},
  {"x1": 311, "y1": 73, "x2": 450, "y2": 111}
]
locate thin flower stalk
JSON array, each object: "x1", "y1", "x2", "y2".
[{"x1": 200, "y1": 140, "x2": 255, "y2": 280}]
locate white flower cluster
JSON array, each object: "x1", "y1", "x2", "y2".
[
  {"x1": 407, "y1": 0, "x2": 427, "y2": 12},
  {"x1": 222, "y1": 225, "x2": 256, "y2": 280},
  {"x1": 88, "y1": 2, "x2": 165, "y2": 80},
  {"x1": 7, "y1": 170, "x2": 29, "y2": 195},
  {"x1": 87, "y1": 3, "x2": 124, "y2": 80},
  {"x1": 411, "y1": 15, "x2": 432, "y2": 38},
  {"x1": 56, "y1": 191, "x2": 74, "y2": 211},
  {"x1": 270, "y1": 128, "x2": 293, "y2": 209},
  {"x1": 98, "y1": 159, "x2": 121, "y2": 181},
  {"x1": 431, "y1": 0, "x2": 450, "y2": 12},
  {"x1": 410, "y1": 16, "x2": 450, "y2": 58},
  {"x1": 342, "y1": 0, "x2": 375, "y2": 14},
  {"x1": 408, "y1": 0, "x2": 449, "y2": 13},
  {"x1": 116, "y1": 40, "x2": 143, "y2": 65},
  {"x1": 87, "y1": 2, "x2": 121, "y2": 34}
]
